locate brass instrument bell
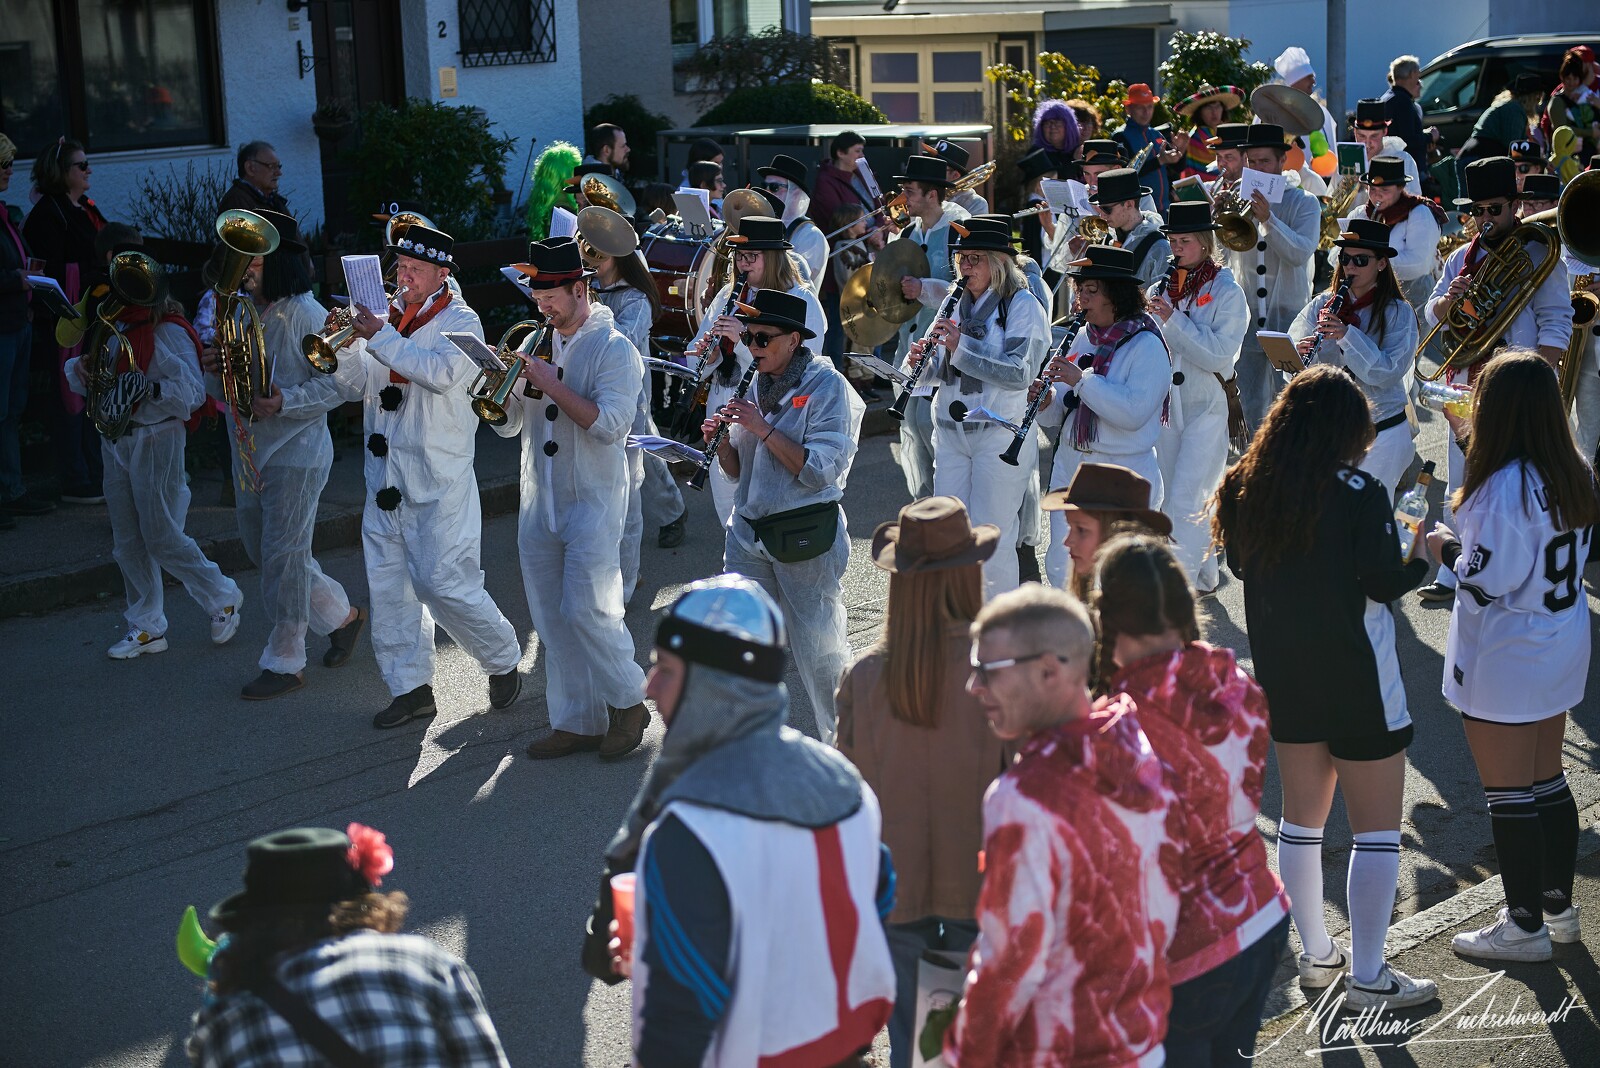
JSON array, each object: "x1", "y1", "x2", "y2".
[
  {"x1": 580, "y1": 173, "x2": 637, "y2": 218},
  {"x1": 575, "y1": 204, "x2": 639, "y2": 268},
  {"x1": 471, "y1": 319, "x2": 552, "y2": 425}
]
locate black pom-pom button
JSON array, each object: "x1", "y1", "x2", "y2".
[
  {"x1": 545, "y1": 403, "x2": 559, "y2": 421},
  {"x1": 1172, "y1": 372, "x2": 1185, "y2": 385},
  {"x1": 1255, "y1": 264, "x2": 1267, "y2": 275},
  {"x1": 367, "y1": 433, "x2": 388, "y2": 457},
  {"x1": 542, "y1": 440, "x2": 559, "y2": 457},
  {"x1": 379, "y1": 385, "x2": 403, "y2": 411},
  {"x1": 375, "y1": 487, "x2": 402, "y2": 510}
]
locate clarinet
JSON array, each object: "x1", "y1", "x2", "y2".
[
  {"x1": 887, "y1": 278, "x2": 967, "y2": 421},
  {"x1": 688, "y1": 361, "x2": 759, "y2": 491},
  {"x1": 1306, "y1": 279, "x2": 1351, "y2": 366},
  {"x1": 1148, "y1": 256, "x2": 1182, "y2": 297},
  {"x1": 1000, "y1": 311, "x2": 1086, "y2": 466},
  {"x1": 691, "y1": 272, "x2": 748, "y2": 406}
]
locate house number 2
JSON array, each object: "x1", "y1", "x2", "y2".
[{"x1": 437, "y1": 21, "x2": 447, "y2": 39}]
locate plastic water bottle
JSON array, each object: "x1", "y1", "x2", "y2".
[
  {"x1": 1417, "y1": 381, "x2": 1473, "y2": 418},
  {"x1": 1394, "y1": 460, "x2": 1436, "y2": 560}
]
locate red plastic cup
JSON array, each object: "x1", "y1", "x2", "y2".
[{"x1": 610, "y1": 872, "x2": 637, "y2": 958}]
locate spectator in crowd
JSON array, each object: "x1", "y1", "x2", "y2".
[
  {"x1": 585, "y1": 123, "x2": 629, "y2": 177},
  {"x1": 1460, "y1": 73, "x2": 1546, "y2": 172},
  {"x1": 186, "y1": 824, "x2": 511, "y2": 1066},
  {"x1": 811, "y1": 132, "x2": 880, "y2": 367},
  {"x1": 1032, "y1": 99, "x2": 1082, "y2": 162},
  {"x1": 1065, "y1": 98, "x2": 1100, "y2": 145},
  {"x1": 1042, "y1": 461, "x2": 1170, "y2": 603},
  {"x1": 24, "y1": 136, "x2": 106, "y2": 504},
  {"x1": 217, "y1": 141, "x2": 289, "y2": 216},
  {"x1": 683, "y1": 136, "x2": 724, "y2": 180},
  {"x1": 1380, "y1": 56, "x2": 1434, "y2": 177},
  {"x1": 0, "y1": 133, "x2": 51, "y2": 527},
  {"x1": 836, "y1": 496, "x2": 1005, "y2": 1068},
  {"x1": 943, "y1": 584, "x2": 1178, "y2": 1066},
  {"x1": 526, "y1": 141, "x2": 581, "y2": 241},
  {"x1": 1546, "y1": 48, "x2": 1600, "y2": 164},
  {"x1": 1273, "y1": 47, "x2": 1340, "y2": 170},
  {"x1": 1175, "y1": 84, "x2": 1242, "y2": 178},
  {"x1": 1113, "y1": 83, "x2": 1184, "y2": 213}
]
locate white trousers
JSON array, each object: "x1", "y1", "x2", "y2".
[
  {"x1": 933, "y1": 420, "x2": 1032, "y2": 597},
  {"x1": 1235, "y1": 338, "x2": 1285, "y2": 434},
  {"x1": 1045, "y1": 444, "x2": 1163, "y2": 589},
  {"x1": 725, "y1": 519, "x2": 851, "y2": 744},
  {"x1": 362, "y1": 495, "x2": 521, "y2": 698},
  {"x1": 103, "y1": 421, "x2": 239, "y2": 637},
  {"x1": 896, "y1": 394, "x2": 935, "y2": 500},
  {"x1": 236, "y1": 461, "x2": 351, "y2": 673},
  {"x1": 1363, "y1": 421, "x2": 1416, "y2": 502},
  {"x1": 1157, "y1": 402, "x2": 1229, "y2": 591},
  {"x1": 519, "y1": 508, "x2": 647, "y2": 736}
]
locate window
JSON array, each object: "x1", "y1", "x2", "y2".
[
  {"x1": 1419, "y1": 60, "x2": 1481, "y2": 113},
  {"x1": 872, "y1": 92, "x2": 920, "y2": 123},
  {"x1": 934, "y1": 91, "x2": 985, "y2": 123},
  {"x1": 1, "y1": 0, "x2": 221, "y2": 157},
  {"x1": 871, "y1": 53, "x2": 919, "y2": 84},
  {"x1": 458, "y1": 0, "x2": 557, "y2": 67},
  {"x1": 932, "y1": 51, "x2": 983, "y2": 83},
  {"x1": 673, "y1": 0, "x2": 791, "y2": 89}
]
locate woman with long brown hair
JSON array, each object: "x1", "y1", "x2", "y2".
[
  {"x1": 835, "y1": 496, "x2": 1005, "y2": 1068},
  {"x1": 1425, "y1": 350, "x2": 1599, "y2": 961},
  {"x1": 1213, "y1": 365, "x2": 1437, "y2": 1010}
]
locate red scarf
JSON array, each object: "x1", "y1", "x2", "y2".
[
  {"x1": 1370, "y1": 192, "x2": 1447, "y2": 228},
  {"x1": 1334, "y1": 287, "x2": 1378, "y2": 327},
  {"x1": 385, "y1": 288, "x2": 453, "y2": 383},
  {"x1": 114, "y1": 306, "x2": 205, "y2": 424},
  {"x1": 1167, "y1": 258, "x2": 1219, "y2": 306}
]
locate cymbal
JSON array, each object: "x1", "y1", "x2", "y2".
[
  {"x1": 580, "y1": 173, "x2": 637, "y2": 217},
  {"x1": 1251, "y1": 84, "x2": 1323, "y2": 136},
  {"x1": 839, "y1": 262, "x2": 902, "y2": 349},
  {"x1": 869, "y1": 239, "x2": 930, "y2": 324},
  {"x1": 722, "y1": 188, "x2": 769, "y2": 234}
]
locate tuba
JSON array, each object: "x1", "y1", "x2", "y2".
[
  {"x1": 575, "y1": 204, "x2": 639, "y2": 269},
  {"x1": 213, "y1": 209, "x2": 280, "y2": 420},
  {"x1": 83, "y1": 251, "x2": 169, "y2": 441},
  {"x1": 1556, "y1": 171, "x2": 1600, "y2": 409},
  {"x1": 470, "y1": 318, "x2": 553, "y2": 425}
]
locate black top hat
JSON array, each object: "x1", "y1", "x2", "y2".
[
  {"x1": 210, "y1": 827, "x2": 372, "y2": 925},
  {"x1": 1017, "y1": 147, "x2": 1061, "y2": 184},
  {"x1": 254, "y1": 208, "x2": 308, "y2": 253},
  {"x1": 733, "y1": 288, "x2": 815, "y2": 339},
  {"x1": 1359, "y1": 155, "x2": 1409, "y2": 187},
  {"x1": 387, "y1": 223, "x2": 455, "y2": 270},
  {"x1": 727, "y1": 215, "x2": 793, "y2": 251},
  {"x1": 757, "y1": 154, "x2": 810, "y2": 193},
  {"x1": 1065, "y1": 245, "x2": 1139, "y2": 281},
  {"x1": 1241, "y1": 123, "x2": 1289, "y2": 151},
  {"x1": 564, "y1": 163, "x2": 613, "y2": 188},
  {"x1": 1519, "y1": 173, "x2": 1561, "y2": 201},
  {"x1": 949, "y1": 215, "x2": 1018, "y2": 255},
  {"x1": 924, "y1": 138, "x2": 971, "y2": 174},
  {"x1": 1351, "y1": 99, "x2": 1388, "y2": 130},
  {"x1": 1508, "y1": 139, "x2": 1548, "y2": 165},
  {"x1": 1087, "y1": 168, "x2": 1150, "y2": 205},
  {"x1": 372, "y1": 199, "x2": 426, "y2": 222},
  {"x1": 893, "y1": 155, "x2": 956, "y2": 188},
  {"x1": 1507, "y1": 72, "x2": 1545, "y2": 96},
  {"x1": 512, "y1": 236, "x2": 594, "y2": 289},
  {"x1": 1162, "y1": 201, "x2": 1221, "y2": 234},
  {"x1": 1333, "y1": 217, "x2": 1398, "y2": 258},
  {"x1": 1080, "y1": 139, "x2": 1128, "y2": 166},
  {"x1": 1206, "y1": 122, "x2": 1250, "y2": 149},
  {"x1": 1455, "y1": 156, "x2": 1519, "y2": 205}
]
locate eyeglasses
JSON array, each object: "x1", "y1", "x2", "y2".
[
  {"x1": 732, "y1": 250, "x2": 763, "y2": 262},
  {"x1": 1514, "y1": 163, "x2": 1541, "y2": 174},
  {"x1": 969, "y1": 651, "x2": 1061, "y2": 686},
  {"x1": 1468, "y1": 203, "x2": 1507, "y2": 218},
  {"x1": 70, "y1": 161, "x2": 90, "y2": 172},
  {"x1": 957, "y1": 253, "x2": 985, "y2": 267},
  {"x1": 1337, "y1": 253, "x2": 1373, "y2": 267},
  {"x1": 249, "y1": 159, "x2": 283, "y2": 173},
  {"x1": 741, "y1": 329, "x2": 783, "y2": 348}
]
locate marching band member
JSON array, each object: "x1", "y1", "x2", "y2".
[
  {"x1": 1224, "y1": 123, "x2": 1322, "y2": 432},
  {"x1": 913, "y1": 216, "x2": 1050, "y2": 595},
  {"x1": 690, "y1": 216, "x2": 826, "y2": 531},
  {"x1": 1087, "y1": 167, "x2": 1169, "y2": 285},
  {"x1": 1036, "y1": 246, "x2": 1172, "y2": 588},
  {"x1": 890, "y1": 155, "x2": 972, "y2": 500},
  {"x1": 702, "y1": 290, "x2": 865, "y2": 744},
  {"x1": 1353, "y1": 156, "x2": 1443, "y2": 311},
  {"x1": 1515, "y1": 171, "x2": 1561, "y2": 218},
  {"x1": 1204, "y1": 123, "x2": 1249, "y2": 191},
  {"x1": 577, "y1": 206, "x2": 688, "y2": 605},
  {"x1": 494, "y1": 238, "x2": 650, "y2": 761},
  {"x1": 1509, "y1": 139, "x2": 1550, "y2": 191},
  {"x1": 925, "y1": 138, "x2": 989, "y2": 215},
  {"x1": 1149, "y1": 202, "x2": 1248, "y2": 591},
  {"x1": 1078, "y1": 139, "x2": 1158, "y2": 214},
  {"x1": 1015, "y1": 147, "x2": 1063, "y2": 269},
  {"x1": 1292, "y1": 219, "x2": 1419, "y2": 498},
  {"x1": 1349, "y1": 101, "x2": 1423, "y2": 200},
  {"x1": 316, "y1": 224, "x2": 524, "y2": 729},
  {"x1": 204, "y1": 212, "x2": 362, "y2": 700},
  {"x1": 1418, "y1": 156, "x2": 1573, "y2": 601},
  {"x1": 757, "y1": 155, "x2": 829, "y2": 294},
  {"x1": 1113, "y1": 83, "x2": 1183, "y2": 213}
]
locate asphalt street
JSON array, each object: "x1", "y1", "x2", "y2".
[{"x1": 2, "y1": 407, "x2": 1597, "y2": 1066}]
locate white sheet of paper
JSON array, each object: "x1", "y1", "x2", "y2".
[
  {"x1": 1040, "y1": 178, "x2": 1092, "y2": 218},
  {"x1": 549, "y1": 206, "x2": 577, "y2": 239},
  {"x1": 957, "y1": 405, "x2": 1023, "y2": 433},
  {"x1": 1240, "y1": 167, "x2": 1286, "y2": 204},
  {"x1": 673, "y1": 190, "x2": 713, "y2": 231},
  {"x1": 845, "y1": 352, "x2": 909, "y2": 383},
  {"x1": 911, "y1": 352, "x2": 942, "y2": 398},
  {"x1": 25, "y1": 274, "x2": 70, "y2": 303},
  {"x1": 856, "y1": 158, "x2": 883, "y2": 203},
  {"x1": 342, "y1": 255, "x2": 388, "y2": 315},
  {"x1": 499, "y1": 266, "x2": 534, "y2": 300},
  {"x1": 444, "y1": 331, "x2": 506, "y2": 372},
  {"x1": 627, "y1": 434, "x2": 706, "y2": 465}
]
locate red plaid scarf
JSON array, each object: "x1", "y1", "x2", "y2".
[{"x1": 1167, "y1": 258, "x2": 1219, "y2": 306}]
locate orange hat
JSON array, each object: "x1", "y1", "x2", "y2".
[{"x1": 1124, "y1": 83, "x2": 1160, "y2": 108}]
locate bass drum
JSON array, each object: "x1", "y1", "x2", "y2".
[{"x1": 642, "y1": 223, "x2": 719, "y2": 344}]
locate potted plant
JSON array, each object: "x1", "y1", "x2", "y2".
[{"x1": 311, "y1": 101, "x2": 355, "y2": 141}]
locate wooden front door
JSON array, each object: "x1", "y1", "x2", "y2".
[{"x1": 311, "y1": 0, "x2": 406, "y2": 238}]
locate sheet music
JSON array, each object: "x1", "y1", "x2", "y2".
[
  {"x1": 673, "y1": 190, "x2": 713, "y2": 231},
  {"x1": 1239, "y1": 167, "x2": 1286, "y2": 204},
  {"x1": 627, "y1": 435, "x2": 707, "y2": 465},
  {"x1": 499, "y1": 266, "x2": 534, "y2": 299},
  {"x1": 956, "y1": 405, "x2": 1023, "y2": 434},
  {"x1": 1040, "y1": 179, "x2": 1091, "y2": 218},
  {"x1": 857, "y1": 158, "x2": 883, "y2": 203},
  {"x1": 845, "y1": 352, "x2": 909, "y2": 384},
  {"x1": 444, "y1": 331, "x2": 506, "y2": 372},
  {"x1": 550, "y1": 207, "x2": 577, "y2": 239},
  {"x1": 341, "y1": 255, "x2": 387, "y2": 315}
]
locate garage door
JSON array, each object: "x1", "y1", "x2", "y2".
[{"x1": 1043, "y1": 27, "x2": 1156, "y2": 87}]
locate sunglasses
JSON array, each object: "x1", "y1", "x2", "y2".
[
  {"x1": 70, "y1": 160, "x2": 90, "y2": 172},
  {"x1": 1337, "y1": 253, "x2": 1374, "y2": 268},
  {"x1": 741, "y1": 330, "x2": 784, "y2": 348},
  {"x1": 0, "y1": 161, "x2": 12, "y2": 171},
  {"x1": 1468, "y1": 203, "x2": 1507, "y2": 217},
  {"x1": 969, "y1": 650, "x2": 1062, "y2": 686}
]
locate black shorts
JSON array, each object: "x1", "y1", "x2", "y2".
[{"x1": 1327, "y1": 725, "x2": 1414, "y2": 761}]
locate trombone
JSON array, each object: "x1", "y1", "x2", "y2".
[{"x1": 470, "y1": 318, "x2": 554, "y2": 425}]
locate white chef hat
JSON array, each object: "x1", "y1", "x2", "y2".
[{"x1": 1274, "y1": 46, "x2": 1315, "y2": 86}]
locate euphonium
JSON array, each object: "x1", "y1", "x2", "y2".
[
  {"x1": 213, "y1": 209, "x2": 280, "y2": 419},
  {"x1": 83, "y1": 250, "x2": 169, "y2": 441},
  {"x1": 471, "y1": 318, "x2": 553, "y2": 425},
  {"x1": 1554, "y1": 171, "x2": 1600, "y2": 408},
  {"x1": 302, "y1": 286, "x2": 408, "y2": 374}
]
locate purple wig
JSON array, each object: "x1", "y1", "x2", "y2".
[{"x1": 1032, "y1": 99, "x2": 1082, "y2": 155}]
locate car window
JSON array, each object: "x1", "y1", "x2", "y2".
[{"x1": 1420, "y1": 60, "x2": 1482, "y2": 112}]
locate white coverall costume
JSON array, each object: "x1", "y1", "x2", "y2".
[
  {"x1": 1155, "y1": 266, "x2": 1248, "y2": 590},
  {"x1": 1039, "y1": 327, "x2": 1172, "y2": 588},
  {"x1": 770, "y1": 182, "x2": 829, "y2": 295},
  {"x1": 1118, "y1": 212, "x2": 1174, "y2": 287},
  {"x1": 929, "y1": 283, "x2": 1050, "y2": 596},
  {"x1": 65, "y1": 317, "x2": 240, "y2": 639},
  {"x1": 302, "y1": 288, "x2": 522, "y2": 697},
  {"x1": 215, "y1": 291, "x2": 352, "y2": 674},
  {"x1": 722, "y1": 355, "x2": 864, "y2": 744}
]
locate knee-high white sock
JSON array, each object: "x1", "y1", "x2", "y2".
[
  {"x1": 1348, "y1": 830, "x2": 1402, "y2": 985},
  {"x1": 1278, "y1": 820, "x2": 1333, "y2": 960}
]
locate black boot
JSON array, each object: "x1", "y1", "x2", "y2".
[
  {"x1": 1017, "y1": 544, "x2": 1041, "y2": 585},
  {"x1": 373, "y1": 685, "x2": 437, "y2": 729}
]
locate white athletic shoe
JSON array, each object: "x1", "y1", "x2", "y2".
[
  {"x1": 1543, "y1": 905, "x2": 1581, "y2": 945},
  {"x1": 1345, "y1": 963, "x2": 1438, "y2": 1010},
  {"x1": 210, "y1": 594, "x2": 243, "y2": 645},
  {"x1": 1296, "y1": 940, "x2": 1350, "y2": 988},
  {"x1": 108, "y1": 630, "x2": 169, "y2": 660},
  {"x1": 1452, "y1": 908, "x2": 1553, "y2": 962}
]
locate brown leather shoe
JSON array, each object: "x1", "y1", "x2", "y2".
[
  {"x1": 599, "y1": 703, "x2": 650, "y2": 760},
  {"x1": 526, "y1": 730, "x2": 604, "y2": 760}
]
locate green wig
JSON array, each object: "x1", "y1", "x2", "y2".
[{"x1": 527, "y1": 141, "x2": 582, "y2": 241}]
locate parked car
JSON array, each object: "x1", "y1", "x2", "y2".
[{"x1": 1419, "y1": 33, "x2": 1600, "y2": 150}]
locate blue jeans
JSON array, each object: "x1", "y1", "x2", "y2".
[
  {"x1": 0, "y1": 324, "x2": 30, "y2": 500},
  {"x1": 1164, "y1": 914, "x2": 1290, "y2": 1066},
  {"x1": 821, "y1": 287, "x2": 846, "y2": 372},
  {"x1": 886, "y1": 916, "x2": 978, "y2": 1068}
]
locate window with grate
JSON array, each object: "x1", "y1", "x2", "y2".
[{"x1": 458, "y1": 0, "x2": 557, "y2": 68}]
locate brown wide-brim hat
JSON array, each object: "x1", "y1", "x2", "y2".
[
  {"x1": 872, "y1": 495, "x2": 1000, "y2": 574},
  {"x1": 1042, "y1": 463, "x2": 1173, "y2": 536}
]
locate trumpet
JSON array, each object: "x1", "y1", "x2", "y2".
[
  {"x1": 950, "y1": 160, "x2": 997, "y2": 195},
  {"x1": 1000, "y1": 311, "x2": 1086, "y2": 466},
  {"x1": 303, "y1": 287, "x2": 407, "y2": 374},
  {"x1": 688, "y1": 361, "x2": 758, "y2": 491},
  {"x1": 1211, "y1": 181, "x2": 1259, "y2": 253},
  {"x1": 469, "y1": 318, "x2": 553, "y2": 425},
  {"x1": 888, "y1": 278, "x2": 967, "y2": 420}
]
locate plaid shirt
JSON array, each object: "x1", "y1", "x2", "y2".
[{"x1": 186, "y1": 931, "x2": 509, "y2": 1067}]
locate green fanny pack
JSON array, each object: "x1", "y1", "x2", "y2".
[{"x1": 744, "y1": 500, "x2": 840, "y2": 563}]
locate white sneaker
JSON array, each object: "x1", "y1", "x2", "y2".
[
  {"x1": 1345, "y1": 963, "x2": 1438, "y2": 1010},
  {"x1": 1543, "y1": 905, "x2": 1581, "y2": 945},
  {"x1": 1296, "y1": 940, "x2": 1349, "y2": 988},
  {"x1": 1452, "y1": 908, "x2": 1553, "y2": 962},
  {"x1": 108, "y1": 630, "x2": 168, "y2": 659},
  {"x1": 210, "y1": 594, "x2": 243, "y2": 645}
]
